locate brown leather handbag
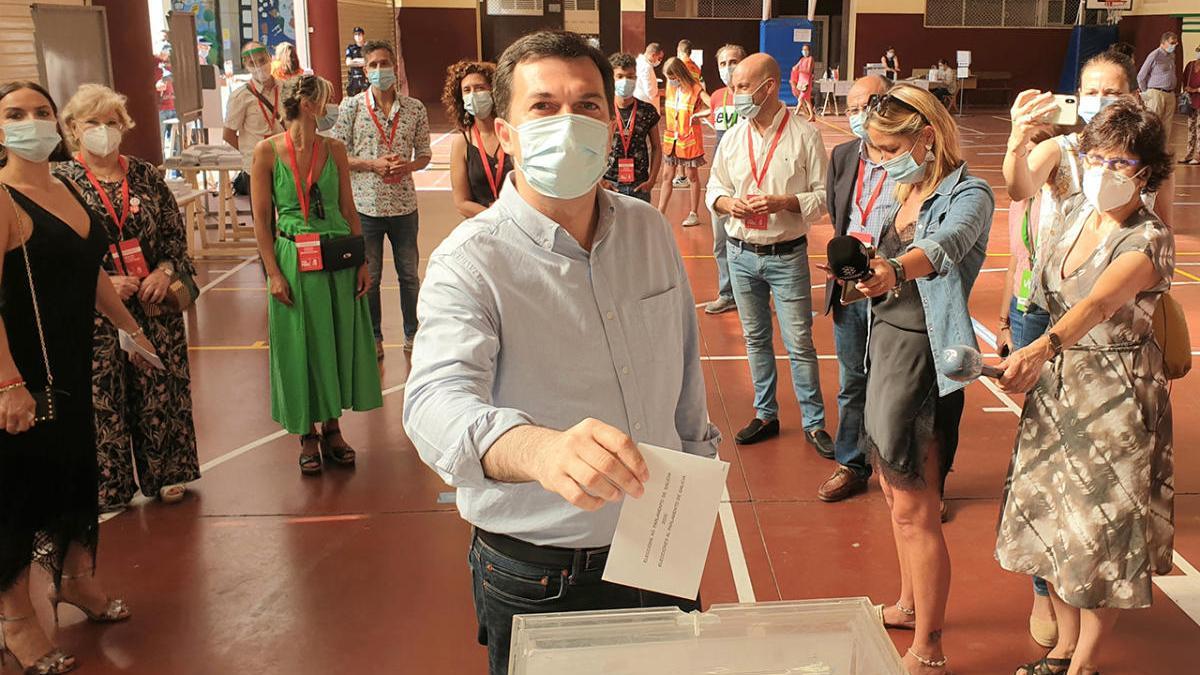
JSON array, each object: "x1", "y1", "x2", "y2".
[{"x1": 1152, "y1": 292, "x2": 1191, "y2": 380}]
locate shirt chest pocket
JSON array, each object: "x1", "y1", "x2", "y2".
[{"x1": 633, "y1": 286, "x2": 682, "y2": 365}]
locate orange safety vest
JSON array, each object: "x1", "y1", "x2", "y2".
[{"x1": 662, "y1": 83, "x2": 705, "y2": 160}]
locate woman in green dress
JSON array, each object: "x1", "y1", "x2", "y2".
[{"x1": 250, "y1": 74, "x2": 382, "y2": 475}]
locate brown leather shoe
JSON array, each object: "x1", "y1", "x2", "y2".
[{"x1": 818, "y1": 466, "x2": 868, "y2": 502}]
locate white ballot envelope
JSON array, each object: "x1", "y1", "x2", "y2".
[
  {"x1": 118, "y1": 329, "x2": 165, "y2": 370},
  {"x1": 602, "y1": 443, "x2": 730, "y2": 599}
]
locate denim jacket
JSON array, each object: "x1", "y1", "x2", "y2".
[{"x1": 908, "y1": 162, "x2": 995, "y2": 396}]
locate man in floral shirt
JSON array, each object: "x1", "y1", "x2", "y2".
[{"x1": 332, "y1": 40, "x2": 431, "y2": 358}]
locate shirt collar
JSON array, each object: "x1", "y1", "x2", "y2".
[
  {"x1": 496, "y1": 174, "x2": 615, "y2": 257},
  {"x1": 933, "y1": 162, "x2": 968, "y2": 197},
  {"x1": 859, "y1": 140, "x2": 884, "y2": 169},
  {"x1": 748, "y1": 104, "x2": 788, "y2": 140}
]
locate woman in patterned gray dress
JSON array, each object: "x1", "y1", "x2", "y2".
[
  {"x1": 996, "y1": 101, "x2": 1175, "y2": 675},
  {"x1": 54, "y1": 85, "x2": 200, "y2": 510}
]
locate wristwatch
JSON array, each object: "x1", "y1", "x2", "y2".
[
  {"x1": 1046, "y1": 331, "x2": 1063, "y2": 359},
  {"x1": 159, "y1": 262, "x2": 176, "y2": 279},
  {"x1": 886, "y1": 258, "x2": 906, "y2": 287}
]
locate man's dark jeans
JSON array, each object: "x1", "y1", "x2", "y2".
[
  {"x1": 360, "y1": 211, "x2": 420, "y2": 341},
  {"x1": 468, "y1": 532, "x2": 701, "y2": 675}
]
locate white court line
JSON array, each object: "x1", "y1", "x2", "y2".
[
  {"x1": 701, "y1": 355, "x2": 839, "y2": 361},
  {"x1": 957, "y1": 125, "x2": 985, "y2": 135},
  {"x1": 199, "y1": 256, "x2": 256, "y2": 294},
  {"x1": 971, "y1": 321, "x2": 1200, "y2": 626},
  {"x1": 719, "y1": 486, "x2": 756, "y2": 602},
  {"x1": 198, "y1": 382, "x2": 407, "y2": 474}
]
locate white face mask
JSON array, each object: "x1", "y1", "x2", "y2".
[
  {"x1": 80, "y1": 124, "x2": 122, "y2": 157},
  {"x1": 1, "y1": 119, "x2": 62, "y2": 163},
  {"x1": 250, "y1": 64, "x2": 271, "y2": 84},
  {"x1": 508, "y1": 113, "x2": 611, "y2": 200},
  {"x1": 463, "y1": 91, "x2": 494, "y2": 119},
  {"x1": 1082, "y1": 166, "x2": 1141, "y2": 212}
]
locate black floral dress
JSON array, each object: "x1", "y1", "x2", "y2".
[{"x1": 54, "y1": 157, "x2": 200, "y2": 508}]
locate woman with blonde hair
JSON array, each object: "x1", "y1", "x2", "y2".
[
  {"x1": 657, "y1": 56, "x2": 709, "y2": 227},
  {"x1": 54, "y1": 83, "x2": 200, "y2": 510},
  {"x1": 250, "y1": 74, "x2": 381, "y2": 476},
  {"x1": 442, "y1": 60, "x2": 512, "y2": 217},
  {"x1": 853, "y1": 83, "x2": 995, "y2": 675},
  {"x1": 272, "y1": 43, "x2": 302, "y2": 81}
]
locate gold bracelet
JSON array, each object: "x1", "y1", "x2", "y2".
[{"x1": 0, "y1": 381, "x2": 26, "y2": 394}]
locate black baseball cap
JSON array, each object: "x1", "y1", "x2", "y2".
[{"x1": 353, "y1": 26, "x2": 365, "y2": 34}]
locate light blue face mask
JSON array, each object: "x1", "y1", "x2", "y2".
[
  {"x1": 317, "y1": 105, "x2": 339, "y2": 132},
  {"x1": 1078, "y1": 95, "x2": 1119, "y2": 124},
  {"x1": 614, "y1": 78, "x2": 637, "y2": 98},
  {"x1": 464, "y1": 91, "x2": 494, "y2": 119},
  {"x1": 719, "y1": 65, "x2": 734, "y2": 87},
  {"x1": 0, "y1": 119, "x2": 61, "y2": 163},
  {"x1": 881, "y1": 143, "x2": 932, "y2": 185},
  {"x1": 510, "y1": 113, "x2": 611, "y2": 200},
  {"x1": 849, "y1": 111, "x2": 868, "y2": 140},
  {"x1": 733, "y1": 79, "x2": 769, "y2": 120},
  {"x1": 368, "y1": 68, "x2": 396, "y2": 90}
]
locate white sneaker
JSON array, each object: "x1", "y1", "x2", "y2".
[
  {"x1": 681, "y1": 212, "x2": 700, "y2": 227},
  {"x1": 672, "y1": 176, "x2": 690, "y2": 188}
]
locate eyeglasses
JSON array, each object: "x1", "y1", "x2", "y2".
[
  {"x1": 1077, "y1": 152, "x2": 1141, "y2": 172},
  {"x1": 869, "y1": 93, "x2": 928, "y2": 124},
  {"x1": 845, "y1": 94, "x2": 883, "y2": 118}
]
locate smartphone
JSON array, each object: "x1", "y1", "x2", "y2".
[
  {"x1": 840, "y1": 281, "x2": 868, "y2": 306},
  {"x1": 1044, "y1": 95, "x2": 1078, "y2": 126}
]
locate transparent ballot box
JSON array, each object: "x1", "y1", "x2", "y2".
[{"x1": 509, "y1": 597, "x2": 904, "y2": 675}]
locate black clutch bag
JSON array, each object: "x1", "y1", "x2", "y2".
[
  {"x1": 320, "y1": 234, "x2": 365, "y2": 272},
  {"x1": 33, "y1": 385, "x2": 61, "y2": 423}
]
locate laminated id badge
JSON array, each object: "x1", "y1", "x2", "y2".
[
  {"x1": 110, "y1": 238, "x2": 150, "y2": 278},
  {"x1": 295, "y1": 233, "x2": 324, "y2": 272},
  {"x1": 743, "y1": 210, "x2": 768, "y2": 230},
  {"x1": 1016, "y1": 269, "x2": 1034, "y2": 312},
  {"x1": 618, "y1": 158, "x2": 635, "y2": 184}
]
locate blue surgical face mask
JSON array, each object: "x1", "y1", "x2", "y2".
[
  {"x1": 509, "y1": 113, "x2": 611, "y2": 200},
  {"x1": 881, "y1": 141, "x2": 932, "y2": 185},
  {"x1": 849, "y1": 111, "x2": 868, "y2": 140},
  {"x1": 464, "y1": 91, "x2": 494, "y2": 119},
  {"x1": 667, "y1": 78, "x2": 680, "y2": 89},
  {"x1": 734, "y1": 79, "x2": 769, "y2": 120},
  {"x1": 368, "y1": 67, "x2": 396, "y2": 90},
  {"x1": 1, "y1": 119, "x2": 61, "y2": 163},
  {"x1": 614, "y1": 78, "x2": 636, "y2": 98},
  {"x1": 1078, "y1": 95, "x2": 1119, "y2": 124},
  {"x1": 719, "y1": 65, "x2": 734, "y2": 87},
  {"x1": 1165, "y1": 43, "x2": 1176, "y2": 54}
]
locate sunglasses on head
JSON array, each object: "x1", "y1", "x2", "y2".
[{"x1": 869, "y1": 93, "x2": 929, "y2": 124}]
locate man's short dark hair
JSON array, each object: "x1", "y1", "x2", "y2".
[
  {"x1": 493, "y1": 30, "x2": 614, "y2": 121},
  {"x1": 1162, "y1": 31, "x2": 1177, "y2": 43},
  {"x1": 609, "y1": 52, "x2": 637, "y2": 71},
  {"x1": 362, "y1": 40, "x2": 395, "y2": 61}
]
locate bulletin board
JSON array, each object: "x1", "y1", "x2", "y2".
[
  {"x1": 168, "y1": 11, "x2": 204, "y2": 123},
  {"x1": 30, "y1": 4, "x2": 114, "y2": 108}
]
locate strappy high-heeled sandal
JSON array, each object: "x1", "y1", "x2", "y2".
[
  {"x1": 320, "y1": 427, "x2": 356, "y2": 467},
  {"x1": 299, "y1": 433, "x2": 322, "y2": 475},
  {"x1": 48, "y1": 574, "x2": 130, "y2": 626},
  {"x1": 0, "y1": 614, "x2": 76, "y2": 675},
  {"x1": 1016, "y1": 656, "x2": 1072, "y2": 674},
  {"x1": 0, "y1": 614, "x2": 76, "y2": 674},
  {"x1": 909, "y1": 648, "x2": 953, "y2": 674}
]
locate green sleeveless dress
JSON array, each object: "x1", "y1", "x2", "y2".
[{"x1": 268, "y1": 140, "x2": 382, "y2": 433}]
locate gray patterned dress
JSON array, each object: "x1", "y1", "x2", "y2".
[{"x1": 995, "y1": 204, "x2": 1175, "y2": 610}]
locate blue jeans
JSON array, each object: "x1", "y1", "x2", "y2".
[
  {"x1": 615, "y1": 184, "x2": 651, "y2": 202},
  {"x1": 727, "y1": 241, "x2": 825, "y2": 429},
  {"x1": 710, "y1": 131, "x2": 733, "y2": 301},
  {"x1": 832, "y1": 298, "x2": 870, "y2": 477},
  {"x1": 469, "y1": 533, "x2": 700, "y2": 675},
  {"x1": 1010, "y1": 297, "x2": 1051, "y2": 597},
  {"x1": 361, "y1": 211, "x2": 420, "y2": 341}
]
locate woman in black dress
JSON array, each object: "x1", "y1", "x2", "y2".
[
  {"x1": 56, "y1": 84, "x2": 201, "y2": 510},
  {"x1": 0, "y1": 81, "x2": 158, "y2": 674},
  {"x1": 443, "y1": 60, "x2": 513, "y2": 218}
]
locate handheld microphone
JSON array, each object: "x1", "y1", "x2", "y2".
[
  {"x1": 826, "y1": 235, "x2": 876, "y2": 282},
  {"x1": 940, "y1": 345, "x2": 1004, "y2": 383}
]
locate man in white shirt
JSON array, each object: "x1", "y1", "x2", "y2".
[
  {"x1": 707, "y1": 53, "x2": 832, "y2": 457},
  {"x1": 634, "y1": 42, "x2": 664, "y2": 111},
  {"x1": 223, "y1": 42, "x2": 283, "y2": 191}
]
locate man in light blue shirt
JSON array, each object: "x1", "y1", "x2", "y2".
[
  {"x1": 403, "y1": 30, "x2": 719, "y2": 675},
  {"x1": 1137, "y1": 31, "x2": 1179, "y2": 131}
]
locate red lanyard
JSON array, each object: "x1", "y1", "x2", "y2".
[
  {"x1": 250, "y1": 82, "x2": 280, "y2": 131},
  {"x1": 285, "y1": 133, "x2": 320, "y2": 222},
  {"x1": 366, "y1": 90, "x2": 399, "y2": 151},
  {"x1": 77, "y1": 154, "x2": 130, "y2": 235},
  {"x1": 746, "y1": 112, "x2": 790, "y2": 190},
  {"x1": 854, "y1": 157, "x2": 887, "y2": 225},
  {"x1": 471, "y1": 125, "x2": 506, "y2": 200},
  {"x1": 615, "y1": 99, "x2": 639, "y2": 157}
]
